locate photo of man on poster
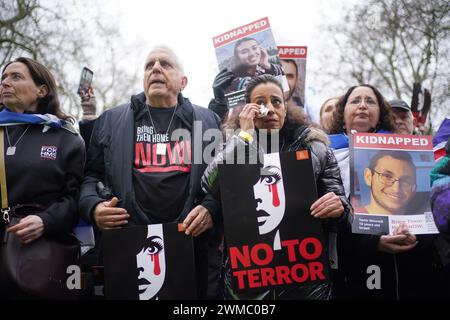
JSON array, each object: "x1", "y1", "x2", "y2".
[
  {"x1": 356, "y1": 150, "x2": 418, "y2": 215},
  {"x1": 280, "y1": 59, "x2": 304, "y2": 108}
]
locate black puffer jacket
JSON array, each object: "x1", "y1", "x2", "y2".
[{"x1": 201, "y1": 125, "x2": 351, "y2": 300}]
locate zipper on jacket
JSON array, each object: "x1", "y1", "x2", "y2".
[
  {"x1": 2, "y1": 207, "x2": 10, "y2": 243},
  {"x1": 393, "y1": 254, "x2": 400, "y2": 300}
]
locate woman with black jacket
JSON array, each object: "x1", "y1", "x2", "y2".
[
  {"x1": 329, "y1": 84, "x2": 440, "y2": 299},
  {"x1": 0, "y1": 57, "x2": 85, "y2": 298},
  {"x1": 201, "y1": 75, "x2": 351, "y2": 299}
]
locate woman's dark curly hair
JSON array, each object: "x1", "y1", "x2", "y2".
[
  {"x1": 2, "y1": 57, "x2": 71, "y2": 121},
  {"x1": 328, "y1": 84, "x2": 395, "y2": 134}
]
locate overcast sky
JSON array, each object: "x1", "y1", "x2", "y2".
[{"x1": 96, "y1": 0, "x2": 348, "y2": 122}]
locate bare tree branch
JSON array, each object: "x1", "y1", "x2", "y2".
[
  {"x1": 317, "y1": 0, "x2": 449, "y2": 130},
  {"x1": 1, "y1": 0, "x2": 141, "y2": 119}
]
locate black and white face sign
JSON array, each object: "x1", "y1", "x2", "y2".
[
  {"x1": 219, "y1": 151, "x2": 330, "y2": 292},
  {"x1": 103, "y1": 223, "x2": 197, "y2": 300},
  {"x1": 135, "y1": 224, "x2": 166, "y2": 300},
  {"x1": 253, "y1": 153, "x2": 286, "y2": 249}
]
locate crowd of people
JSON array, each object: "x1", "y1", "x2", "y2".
[{"x1": 0, "y1": 45, "x2": 449, "y2": 300}]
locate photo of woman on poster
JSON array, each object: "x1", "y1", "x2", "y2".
[
  {"x1": 253, "y1": 153, "x2": 286, "y2": 250},
  {"x1": 230, "y1": 37, "x2": 283, "y2": 89},
  {"x1": 135, "y1": 224, "x2": 166, "y2": 300}
]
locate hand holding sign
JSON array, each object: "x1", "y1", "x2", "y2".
[
  {"x1": 310, "y1": 192, "x2": 344, "y2": 218},
  {"x1": 378, "y1": 223, "x2": 418, "y2": 254},
  {"x1": 183, "y1": 205, "x2": 213, "y2": 237},
  {"x1": 259, "y1": 47, "x2": 271, "y2": 70},
  {"x1": 377, "y1": 235, "x2": 418, "y2": 254},
  {"x1": 93, "y1": 197, "x2": 129, "y2": 230}
]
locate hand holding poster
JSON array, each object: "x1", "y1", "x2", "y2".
[
  {"x1": 102, "y1": 223, "x2": 197, "y2": 300},
  {"x1": 350, "y1": 133, "x2": 439, "y2": 235},
  {"x1": 212, "y1": 17, "x2": 288, "y2": 109},
  {"x1": 219, "y1": 151, "x2": 329, "y2": 293},
  {"x1": 278, "y1": 46, "x2": 307, "y2": 109}
]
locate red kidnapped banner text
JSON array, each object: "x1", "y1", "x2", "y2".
[
  {"x1": 354, "y1": 133, "x2": 432, "y2": 151},
  {"x1": 278, "y1": 46, "x2": 308, "y2": 59},
  {"x1": 213, "y1": 17, "x2": 270, "y2": 48}
]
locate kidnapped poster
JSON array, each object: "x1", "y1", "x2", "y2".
[
  {"x1": 102, "y1": 223, "x2": 197, "y2": 300},
  {"x1": 219, "y1": 151, "x2": 330, "y2": 293},
  {"x1": 350, "y1": 132, "x2": 439, "y2": 235}
]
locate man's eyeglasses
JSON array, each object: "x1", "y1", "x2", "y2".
[{"x1": 373, "y1": 170, "x2": 416, "y2": 191}]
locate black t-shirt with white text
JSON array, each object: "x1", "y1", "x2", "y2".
[{"x1": 133, "y1": 105, "x2": 191, "y2": 223}]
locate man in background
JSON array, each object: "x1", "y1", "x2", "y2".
[
  {"x1": 389, "y1": 99, "x2": 415, "y2": 135},
  {"x1": 281, "y1": 59, "x2": 304, "y2": 108}
]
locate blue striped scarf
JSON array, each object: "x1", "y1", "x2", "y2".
[{"x1": 0, "y1": 108, "x2": 77, "y2": 133}]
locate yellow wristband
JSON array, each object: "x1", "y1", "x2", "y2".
[{"x1": 238, "y1": 130, "x2": 254, "y2": 143}]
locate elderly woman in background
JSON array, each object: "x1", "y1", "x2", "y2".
[
  {"x1": 319, "y1": 97, "x2": 340, "y2": 134},
  {"x1": 0, "y1": 57, "x2": 85, "y2": 299}
]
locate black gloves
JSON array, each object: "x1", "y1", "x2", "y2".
[
  {"x1": 208, "y1": 68, "x2": 236, "y2": 121},
  {"x1": 212, "y1": 68, "x2": 235, "y2": 100}
]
